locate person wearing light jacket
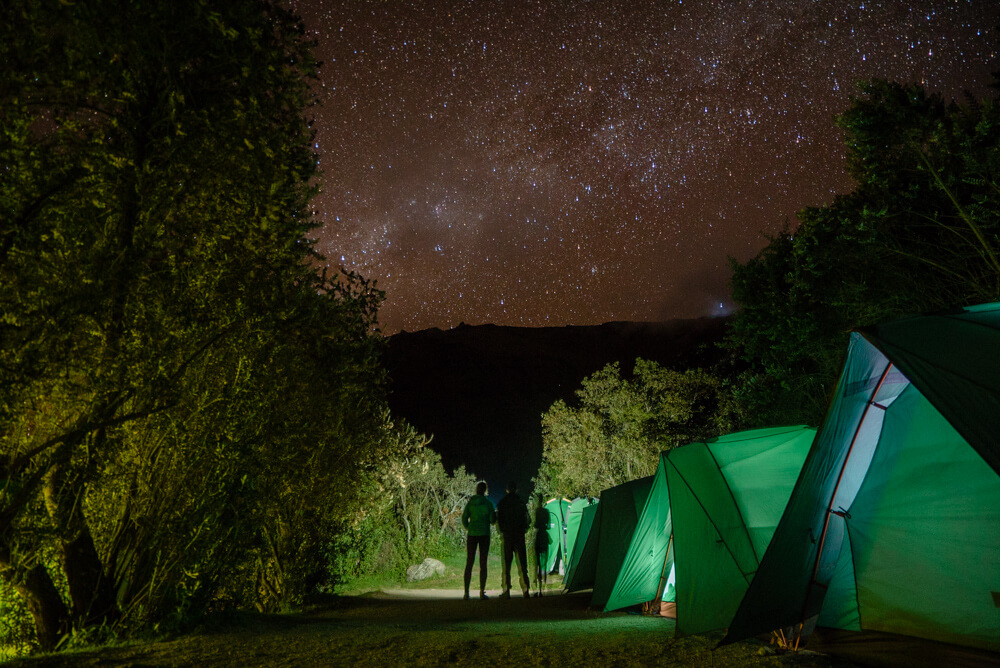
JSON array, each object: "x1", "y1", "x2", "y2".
[{"x1": 462, "y1": 481, "x2": 496, "y2": 600}]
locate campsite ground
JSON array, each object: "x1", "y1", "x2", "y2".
[
  {"x1": 7, "y1": 553, "x2": 859, "y2": 668},
  {"x1": 6, "y1": 588, "x2": 856, "y2": 668}
]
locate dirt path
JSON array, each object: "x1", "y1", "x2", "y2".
[{"x1": 8, "y1": 589, "x2": 856, "y2": 667}]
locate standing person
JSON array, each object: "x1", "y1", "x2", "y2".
[
  {"x1": 462, "y1": 481, "x2": 496, "y2": 600},
  {"x1": 533, "y1": 494, "x2": 550, "y2": 597},
  {"x1": 496, "y1": 481, "x2": 531, "y2": 599}
]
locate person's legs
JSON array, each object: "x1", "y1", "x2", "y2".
[
  {"x1": 464, "y1": 536, "x2": 477, "y2": 599},
  {"x1": 514, "y1": 538, "x2": 530, "y2": 596},
  {"x1": 477, "y1": 535, "x2": 490, "y2": 598},
  {"x1": 501, "y1": 534, "x2": 514, "y2": 596},
  {"x1": 535, "y1": 547, "x2": 547, "y2": 596}
]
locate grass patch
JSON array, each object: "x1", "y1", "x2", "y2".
[{"x1": 342, "y1": 543, "x2": 565, "y2": 596}]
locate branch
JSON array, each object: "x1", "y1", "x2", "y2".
[
  {"x1": 911, "y1": 143, "x2": 1000, "y2": 274},
  {"x1": 0, "y1": 440, "x2": 72, "y2": 533},
  {"x1": 1, "y1": 168, "x2": 86, "y2": 267},
  {"x1": 6, "y1": 398, "x2": 176, "y2": 474}
]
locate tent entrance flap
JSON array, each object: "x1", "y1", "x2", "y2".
[{"x1": 654, "y1": 535, "x2": 674, "y2": 604}]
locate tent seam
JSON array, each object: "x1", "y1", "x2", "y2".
[
  {"x1": 705, "y1": 443, "x2": 760, "y2": 570},
  {"x1": 666, "y1": 451, "x2": 754, "y2": 582}
]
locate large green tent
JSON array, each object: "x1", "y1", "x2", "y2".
[
  {"x1": 600, "y1": 456, "x2": 672, "y2": 610},
  {"x1": 602, "y1": 426, "x2": 815, "y2": 632},
  {"x1": 563, "y1": 502, "x2": 601, "y2": 591},
  {"x1": 724, "y1": 303, "x2": 1000, "y2": 652},
  {"x1": 589, "y1": 476, "x2": 654, "y2": 609}
]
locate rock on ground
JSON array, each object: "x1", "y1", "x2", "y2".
[{"x1": 405, "y1": 558, "x2": 446, "y2": 582}]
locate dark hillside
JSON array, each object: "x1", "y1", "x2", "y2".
[{"x1": 384, "y1": 318, "x2": 730, "y2": 498}]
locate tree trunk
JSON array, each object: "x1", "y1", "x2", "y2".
[
  {"x1": 15, "y1": 565, "x2": 69, "y2": 651},
  {"x1": 44, "y1": 462, "x2": 119, "y2": 628},
  {"x1": 0, "y1": 546, "x2": 69, "y2": 651},
  {"x1": 61, "y1": 529, "x2": 119, "y2": 626}
]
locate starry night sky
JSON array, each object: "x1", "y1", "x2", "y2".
[{"x1": 298, "y1": 1, "x2": 998, "y2": 334}]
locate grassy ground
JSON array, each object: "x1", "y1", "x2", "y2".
[
  {"x1": 5, "y1": 592, "x2": 854, "y2": 668},
  {"x1": 349, "y1": 544, "x2": 561, "y2": 596},
  {"x1": 4, "y1": 550, "x2": 861, "y2": 668},
  {"x1": 335, "y1": 544, "x2": 518, "y2": 595}
]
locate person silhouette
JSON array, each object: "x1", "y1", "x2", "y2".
[
  {"x1": 496, "y1": 481, "x2": 531, "y2": 598},
  {"x1": 461, "y1": 481, "x2": 496, "y2": 600}
]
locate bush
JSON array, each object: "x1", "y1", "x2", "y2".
[
  {"x1": 327, "y1": 515, "x2": 409, "y2": 585},
  {"x1": 0, "y1": 583, "x2": 35, "y2": 658},
  {"x1": 324, "y1": 442, "x2": 480, "y2": 591}
]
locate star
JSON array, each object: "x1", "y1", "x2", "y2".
[{"x1": 298, "y1": 0, "x2": 999, "y2": 333}]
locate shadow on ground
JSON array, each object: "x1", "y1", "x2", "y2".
[{"x1": 7, "y1": 590, "x2": 859, "y2": 667}]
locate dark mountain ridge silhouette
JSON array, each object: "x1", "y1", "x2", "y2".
[{"x1": 385, "y1": 317, "x2": 731, "y2": 498}]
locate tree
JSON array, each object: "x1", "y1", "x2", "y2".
[
  {"x1": 1, "y1": 0, "x2": 399, "y2": 648},
  {"x1": 535, "y1": 360, "x2": 734, "y2": 498},
  {"x1": 839, "y1": 80, "x2": 1000, "y2": 298},
  {"x1": 386, "y1": 442, "x2": 478, "y2": 547},
  {"x1": 726, "y1": 78, "x2": 1000, "y2": 427},
  {"x1": 324, "y1": 429, "x2": 479, "y2": 585}
]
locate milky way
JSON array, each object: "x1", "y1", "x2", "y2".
[{"x1": 298, "y1": 1, "x2": 998, "y2": 333}]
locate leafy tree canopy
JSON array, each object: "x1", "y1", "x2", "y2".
[
  {"x1": 726, "y1": 78, "x2": 1000, "y2": 426},
  {"x1": 534, "y1": 360, "x2": 734, "y2": 499},
  {"x1": 1, "y1": 0, "x2": 404, "y2": 651}
]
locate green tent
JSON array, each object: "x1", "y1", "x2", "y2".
[
  {"x1": 539, "y1": 497, "x2": 596, "y2": 575},
  {"x1": 724, "y1": 303, "x2": 1000, "y2": 652},
  {"x1": 564, "y1": 497, "x2": 597, "y2": 565},
  {"x1": 664, "y1": 426, "x2": 814, "y2": 634},
  {"x1": 542, "y1": 498, "x2": 570, "y2": 573},
  {"x1": 600, "y1": 457, "x2": 672, "y2": 611},
  {"x1": 602, "y1": 426, "x2": 815, "y2": 631},
  {"x1": 590, "y1": 476, "x2": 654, "y2": 609},
  {"x1": 563, "y1": 502, "x2": 601, "y2": 591}
]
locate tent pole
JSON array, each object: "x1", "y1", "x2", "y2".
[
  {"x1": 654, "y1": 534, "x2": 674, "y2": 605},
  {"x1": 804, "y1": 362, "x2": 893, "y2": 619}
]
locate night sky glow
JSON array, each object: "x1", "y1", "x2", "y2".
[{"x1": 299, "y1": 1, "x2": 998, "y2": 333}]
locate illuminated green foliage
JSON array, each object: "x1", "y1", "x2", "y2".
[
  {"x1": 0, "y1": 0, "x2": 405, "y2": 650},
  {"x1": 535, "y1": 360, "x2": 734, "y2": 499},
  {"x1": 328, "y1": 431, "x2": 479, "y2": 584}
]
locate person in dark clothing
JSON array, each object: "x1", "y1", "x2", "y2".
[
  {"x1": 533, "y1": 494, "x2": 550, "y2": 597},
  {"x1": 496, "y1": 480, "x2": 531, "y2": 599},
  {"x1": 462, "y1": 481, "x2": 496, "y2": 600}
]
